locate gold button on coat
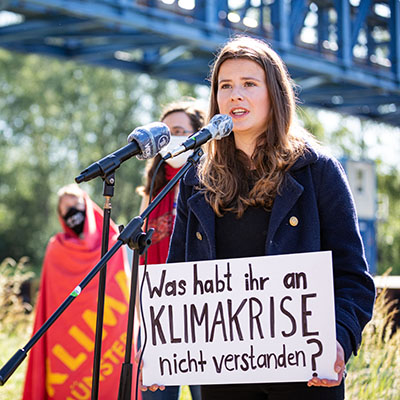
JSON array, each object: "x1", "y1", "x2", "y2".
[
  {"x1": 289, "y1": 216, "x2": 299, "y2": 227},
  {"x1": 196, "y1": 232, "x2": 203, "y2": 240}
]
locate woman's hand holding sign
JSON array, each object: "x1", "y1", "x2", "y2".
[
  {"x1": 307, "y1": 341, "x2": 345, "y2": 388},
  {"x1": 136, "y1": 347, "x2": 165, "y2": 393}
]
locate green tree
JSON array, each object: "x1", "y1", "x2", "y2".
[
  {"x1": 298, "y1": 108, "x2": 400, "y2": 274},
  {"x1": 0, "y1": 50, "x2": 199, "y2": 273},
  {"x1": 376, "y1": 168, "x2": 400, "y2": 274}
]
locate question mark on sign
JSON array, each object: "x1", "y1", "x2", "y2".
[{"x1": 306, "y1": 338, "x2": 323, "y2": 377}]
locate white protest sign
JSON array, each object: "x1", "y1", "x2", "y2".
[{"x1": 139, "y1": 251, "x2": 337, "y2": 386}]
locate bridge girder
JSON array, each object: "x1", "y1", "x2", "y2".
[{"x1": 0, "y1": 0, "x2": 399, "y2": 126}]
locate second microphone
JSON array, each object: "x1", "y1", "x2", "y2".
[{"x1": 75, "y1": 122, "x2": 170, "y2": 183}]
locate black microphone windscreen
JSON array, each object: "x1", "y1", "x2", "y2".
[{"x1": 127, "y1": 122, "x2": 170, "y2": 160}]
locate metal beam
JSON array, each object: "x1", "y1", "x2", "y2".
[
  {"x1": 351, "y1": 0, "x2": 372, "y2": 48},
  {"x1": 0, "y1": 0, "x2": 399, "y2": 126},
  {"x1": 390, "y1": 0, "x2": 400, "y2": 80}
]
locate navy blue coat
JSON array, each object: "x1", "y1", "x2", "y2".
[{"x1": 167, "y1": 146, "x2": 375, "y2": 362}]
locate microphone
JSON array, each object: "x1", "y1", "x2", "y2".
[
  {"x1": 75, "y1": 122, "x2": 170, "y2": 183},
  {"x1": 162, "y1": 114, "x2": 233, "y2": 160}
]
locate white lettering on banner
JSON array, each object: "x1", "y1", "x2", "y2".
[{"x1": 139, "y1": 251, "x2": 337, "y2": 386}]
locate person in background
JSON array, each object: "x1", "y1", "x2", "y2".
[
  {"x1": 23, "y1": 184, "x2": 140, "y2": 400},
  {"x1": 138, "y1": 100, "x2": 205, "y2": 400},
  {"x1": 166, "y1": 36, "x2": 375, "y2": 400}
]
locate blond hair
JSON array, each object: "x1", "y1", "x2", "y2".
[{"x1": 57, "y1": 184, "x2": 84, "y2": 215}]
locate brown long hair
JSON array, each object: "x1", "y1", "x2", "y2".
[
  {"x1": 199, "y1": 36, "x2": 313, "y2": 217},
  {"x1": 140, "y1": 100, "x2": 205, "y2": 196}
]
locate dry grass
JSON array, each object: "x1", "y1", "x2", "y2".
[
  {"x1": 0, "y1": 257, "x2": 34, "y2": 334},
  {"x1": 0, "y1": 257, "x2": 34, "y2": 400},
  {"x1": 346, "y1": 288, "x2": 400, "y2": 399}
]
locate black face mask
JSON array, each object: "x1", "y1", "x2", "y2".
[{"x1": 63, "y1": 207, "x2": 85, "y2": 236}]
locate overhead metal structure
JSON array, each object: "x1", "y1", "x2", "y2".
[{"x1": 0, "y1": 0, "x2": 399, "y2": 126}]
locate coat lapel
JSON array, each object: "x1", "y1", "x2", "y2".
[
  {"x1": 182, "y1": 147, "x2": 317, "y2": 259},
  {"x1": 187, "y1": 191, "x2": 216, "y2": 259},
  {"x1": 267, "y1": 173, "x2": 304, "y2": 244}
]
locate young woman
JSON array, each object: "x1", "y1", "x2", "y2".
[
  {"x1": 139, "y1": 100, "x2": 205, "y2": 400},
  {"x1": 166, "y1": 36, "x2": 375, "y2": 400}
]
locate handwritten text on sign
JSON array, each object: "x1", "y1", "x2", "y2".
[{"x1": 139, "y1": 251, "x2": 337, "y2": 385}]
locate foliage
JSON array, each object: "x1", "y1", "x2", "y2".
[
  {"x1": 376, "y1": 168, "x2": 400, "y2": 275},
  {"x1": 0, "y1": 258, "x2": 31, "y2": 399},
  {"x1": 1, "y1": 49, "x2": 400, "y2": 279},
  {"x1": 0, "y1": 49, "x2": 199, "y2": 274},
  {"x1": 346, "y1": 288, "x2": 400, "y2": 398},
  {"x1": 300, "y1": 108, "x2": 400, "y2": 275},
  {"x1": 0, "y1": 257, "x2": 34, "y2": 335},
  {"x1": 0, "y1": 257, "x2": 34, "y2": 399}
]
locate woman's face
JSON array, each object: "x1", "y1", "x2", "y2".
[
  {"x1": 59, "y1": 194, "x2": 85, "y2": 217},
  {"x1": 161, "y1": 111, "x2": 195, "y2": 168},
  {"x1": 162, "y1": 111, "x2": 194, "y2": 137},
  {"x1": 216, "y1": 58, "x2": 270, "y2": 140}
]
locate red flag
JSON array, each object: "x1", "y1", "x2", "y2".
[{"x1": 23, "y1": 192, "x2": 141, "y2": 400}]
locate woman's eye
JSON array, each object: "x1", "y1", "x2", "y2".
[
  {"x1": 244, "y1": 81, "x2": 256, "y2": 87},
  {"x1": 220, "y1": 83, "x2": 231, "y2": 89}
]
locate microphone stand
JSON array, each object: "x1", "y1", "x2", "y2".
[
  {"x1": 0, "y1": 148, "x2": 204, "y2": 400},
  {"x1": 91, "y1": 173, "x2": 115, "y2": 400},
  {"x1": 117, "y1": 147, "x2": 203, "y2": 400}
]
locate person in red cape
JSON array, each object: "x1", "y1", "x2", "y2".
[
  {"x1": 137, "y1": 100, "x2": 205, "y2": 400},
  {"x1": 23, "y1": 184, "x2": 141, "y2": 400}
]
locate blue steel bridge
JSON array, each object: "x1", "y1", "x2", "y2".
[{"x1": 0, "y1": 0, "x2": 399, "y2": 126}]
